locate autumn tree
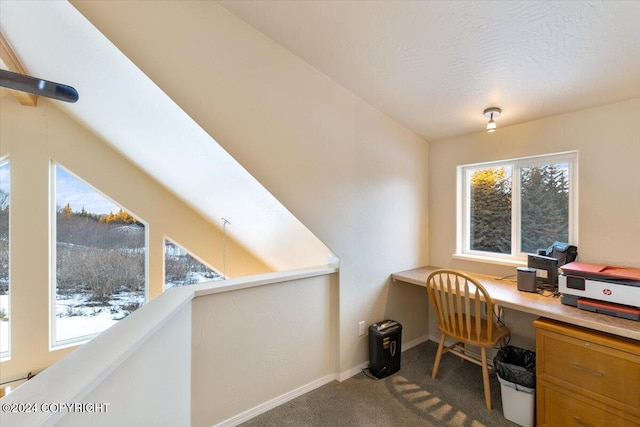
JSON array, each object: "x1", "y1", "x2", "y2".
[
  {"x1": 98, "y1": 209, "x2": 139, "y2": 225},
  {"x1": 61, "y1": 202, "x2": 73, "y2": 219}
]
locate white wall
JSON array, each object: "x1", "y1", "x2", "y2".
[
  {"x1": 71, "y1": 1, "x2": 432, "y2": 376},
  {"x1": 57, "y1": 303, "x2": 192, "y2": 427},
  {"x1": 0, "y1": 95, "x2": 270, "y2": 382},
  {"x1": 427, "y1": 98, "x2": 640, "y2": 343},
  {"x1": 191, "y1": 271, "x2": 338, "y2": 426},
  {"x1": 0, "y1": 284, "x2": 193, "y2": 427}
]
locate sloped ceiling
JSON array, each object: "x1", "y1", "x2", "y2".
[
  {"x1": 0, "y1": 1, "x2": 336, "y2": 271},
  {"x1": 219, "y1": 0, "x2": 640, "y2": 141}
]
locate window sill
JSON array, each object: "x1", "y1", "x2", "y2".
[{"x1": 452, "y1": 253, "x2": 527, "y2": 268}]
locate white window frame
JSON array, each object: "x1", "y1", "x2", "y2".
[{"x1": 456, "y1": 151, "x2": 578, "y2": 266}]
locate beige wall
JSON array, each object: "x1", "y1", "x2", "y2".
[
  {"x1": 0, "y1": 95, "x2": 270, "y2": 381},
  {"x1": 71, "y1": 1, "x2": 432, "y2": 375},
  {"x1": 427, "y1": 97, "x2": 640, "y2": 342},
  {"x1": 0, "y1": 268, "x2": 336, "y2": 427},
  {"x1": 2, "y1": 3, "x2": 635, "y2": 415},
  {"x1": 5, "y1": 1, "x2": 635, "y2": 391},
  {"x1": 191, "y1": 272, "x2": 338, "y2": 426}
]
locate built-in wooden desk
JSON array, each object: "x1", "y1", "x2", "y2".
[{"x1": 391, "y1": 266, "x2": 640, "y2": 342}]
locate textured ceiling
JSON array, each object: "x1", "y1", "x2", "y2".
[{"x1": 218, "y1": 0, "x2": 640, "y2": 141}]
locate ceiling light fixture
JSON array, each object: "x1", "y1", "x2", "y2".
[{"x1": 483, "y1": 107, "x2": 501, "y2": 133}]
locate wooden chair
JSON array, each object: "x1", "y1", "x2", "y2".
[{"x1": 426, "y1": 269, "x2": 510, "y2": 410}]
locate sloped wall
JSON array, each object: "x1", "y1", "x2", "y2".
[
  {"x1": 71, "y1": 1, "x2": 431, "y2": 376},
  {"x1": 0, "y1": 95, "x2": 270, "y2": 381}
]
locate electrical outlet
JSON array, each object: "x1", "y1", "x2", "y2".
[{"x1": 358, "y1": 320, "x2": 366, "y2": 336}]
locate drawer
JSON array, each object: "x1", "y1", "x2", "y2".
[
  {"x1": 537, "y1": 329, "x2": 640, "y2": 410},
  {"x1": 538, "y1": 381, "x2": 639, "y2": 427}
]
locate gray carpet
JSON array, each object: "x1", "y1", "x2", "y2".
[{"x1": 240, "y1": 340, "x2": 521, "y2": 426}]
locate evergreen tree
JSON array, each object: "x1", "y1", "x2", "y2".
[
  {"x1": 521, "y1": 165, "x2": 569, "y2": 252},
  {"x1": 470, "y1": 167, "x2": 512, "y2": 254}
]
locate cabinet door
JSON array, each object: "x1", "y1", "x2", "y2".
[
  {"x1": 538, "y1": 380, "x2": 640, "y2": 427},
  {"x1": 535, "y1": 318, "x2": 640, "y2": 418}
]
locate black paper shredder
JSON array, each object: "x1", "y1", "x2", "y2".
[{"x1": 368, "y1": 319, "x2": 402, "y2": 379}]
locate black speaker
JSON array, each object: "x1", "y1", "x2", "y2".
[
  {"x1": 517, "y1": 267, "x2": 537, "y2": 292},
  {"x1": 368, "y1": 320, "x2": 402, "y2": 379}
]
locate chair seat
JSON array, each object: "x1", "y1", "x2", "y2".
[
  {"x1": 438, "y1": 315, "x2": 510, "y2": 347},
  {"x1": 426, "y1": 269, "x2": 512, "y2": 410}
]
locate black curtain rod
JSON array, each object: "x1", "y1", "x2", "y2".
[{"x1": 0, "y1": 69, "x2": 79, "y2": 103}]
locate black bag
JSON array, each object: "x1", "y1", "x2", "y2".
[{"x1": 493, "y1": 346, "x2": 536, "y2": 389}]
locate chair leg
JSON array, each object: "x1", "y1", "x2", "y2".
[
  {"x1": 481, "y1": 347, "x2": 491, "y2": 410},
  {"x1": 432, "y1": 334, "x2": 446, "y2": 379}
]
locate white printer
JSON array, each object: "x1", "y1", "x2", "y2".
[{"x1": 559, "y1": 262, "x2": 640, "y2": 320}]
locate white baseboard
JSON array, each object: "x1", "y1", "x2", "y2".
[
  {"x1": 338, "y1": 361, "x2": 369, "y2": 382},
  {"x1": 337, "y1": 333, "x2": 431, "y2": 382},
  {"x1": 216, "y1": 335, "x2": 432, "y2": 425},
  {"x1": 213, "y1": 374, "x2": 337, "y2": 427},
  {"x1": 402, "y1": 333, "x2": 430, "y2": 352}
]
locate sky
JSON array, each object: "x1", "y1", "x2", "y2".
[
  {"x1": 0, "y1": 161, "x2": 126, "y2": 216},
  {"x1": 56, "y1": 165, "x2": 121, "y2": 215},
  {"x1": 0, "y1": 162, "x2": 8, "y2": 195}
]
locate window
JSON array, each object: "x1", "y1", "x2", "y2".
[
  {"x1": 0, "y1": 160, "x2": 9, "y2": 357},
  {"x1": 164, "y1": 239, "x2": 223, "y2": 289},
  {"x1": 457, "y1": 152, "x2": 577, "y2": 264},
  {"x1": 52, "y1": 164, "x2": 147, "y2": 347}
]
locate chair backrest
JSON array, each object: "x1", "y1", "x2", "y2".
[{"x1": 426, "y1": 269, "x2": 496, "y2": 342}]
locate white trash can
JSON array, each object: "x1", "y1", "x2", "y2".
[{"x1": 498, "y1": 376, "x2": 535, "y2": 427}]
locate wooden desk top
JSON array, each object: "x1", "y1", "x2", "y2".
[{"x1": 392, "y1": 266, "x2": 640, "y2": 342}]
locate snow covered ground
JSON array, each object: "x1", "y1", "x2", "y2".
[
  {"x1": 0, "y1": 292, "x2": 145, "y2": 353},
  {"x1": 0, "y1": 271, "x2": 224, "y2": 353},
  {"x1": 54, "y1": 270, "x2": 221, "y2": 343},
  {"x1": 0, "y1": 295, "x2": 8, "y2": 354},
  {"x1": 54, "y1": 290, "x2": 144, "y2": 343}
]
